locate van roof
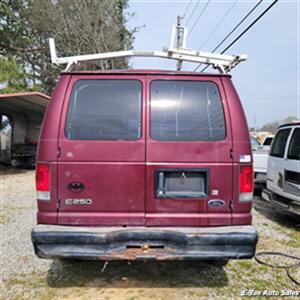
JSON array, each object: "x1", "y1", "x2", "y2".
[
  {"x1": 62, "y1": 69, "x2": 232, "y2": 77},
  {"x1": 279, "y1": 122, "x2": 300, "y2": 128}
]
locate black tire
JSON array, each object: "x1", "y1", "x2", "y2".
[
  {"x1": 27, "y1": 156, "x2": 36, "y2": 169},
  {"x1": 58, "y1": 258, "x2": 82, "y2": 264},
  {"x1": 208, "y1": 259, "x2": 229, "y2": 267}
]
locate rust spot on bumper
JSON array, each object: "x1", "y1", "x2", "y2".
[{"x1": 110, "y1": 247, "x2": 176, "y2": 260}]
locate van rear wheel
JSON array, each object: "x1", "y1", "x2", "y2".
[
  {"x1": 207, "y1": 259, "x2": 229, "y2": 267},
  {"x1": 27, "y1": 156, "x2": 36, "y2": 169}
]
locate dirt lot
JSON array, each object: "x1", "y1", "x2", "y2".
[{"x1": 0, "y1": 168, "x2": 299, "y2": 300}]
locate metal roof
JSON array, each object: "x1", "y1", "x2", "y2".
[
  {"x1": 0, "y1": 92, "x2": 50, "y2": 118},
  {"x1": 278, "y1": 122, "x2": 300, "y2": 129},
  {"x1": 62, "y1": 69, "x2": 231, "y2": 77}
]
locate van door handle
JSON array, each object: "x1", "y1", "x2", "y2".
[{"x1": 157, "y1": 172, "x2": 165, "y2": 195}]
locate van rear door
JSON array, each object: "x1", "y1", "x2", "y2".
[
  {"x1": 145, "y1": 76, "x2": 233, "y2": 226},
  {"x1": 57, "y1": 75, "x2": 146, "y2": 225}
]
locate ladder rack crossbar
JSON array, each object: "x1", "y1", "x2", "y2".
[{"x1": 49, "y1": 38, "x2": 246, "y2": 73}]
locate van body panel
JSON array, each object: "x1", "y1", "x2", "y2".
[
  {"x1": 146, "y1": 141, "x2": 231, "y2": 163},
  {"x1": 56, "y1": 75, "x2": 146, "y2": 225},
  {"x1": 146, "y1": 76, "x2": 232, "y2": 163},
  {"x1": 61, "y1": 69, "x2": 231, "y2": 77},
  {"x1": 221, "y1": 77, "x2": 253, "y2": 216},
  {"x1": 220, "y1": 77, "x2": 251, "y2": 163},
  {"x1": 231, "y1": 213, "x2": 252, "y2": 225},
  {"x1": 36, "y1": 76, "x2": 71, "y2": 221},
  {"x1": 58, "y1": 212, "x2": 145, "y2": 226},
  {"x1": 37, "y1": 211, "x2": 58, "y2": 224},
  {"x1": 57, "y1": 162, "x2": 146, "y2": 225},
  {"x1": 33, "y1": 70, "x2": 257, "y2": 260},
  {"x1": 144, "y1": 76, "x2": 233, "y2": 226},
  {"x1": 58, "y1": 75, "x2": 146, "y2": 162},
  {"x1": 145, "y1": 213, "x2": 232, "y2": 226},
  {"x1": 52, "y1": 74, "x2": 244, "y2": 226},
  {"x1": 37, "y1": 75, "x2": 71, "y2": 162},
  {"x1": 145, "y1": 163, "x2": 232, "y2": 226}
]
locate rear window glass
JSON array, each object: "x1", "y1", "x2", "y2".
[
  {"x1": 150, "y1": 81, "x2": 226, "y2": 141},
  {"x1": 65, "y1": 80, "x2": 142, "y2": 140},
  {"x1": 287, "y1": 128, "x2": 300, "y2": 160},
  {"x1": 270, "y1": 129, "x2": 291, "y2": 158}
]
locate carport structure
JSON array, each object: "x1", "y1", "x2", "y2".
[{"x1": 0, "y1": 92, "x2": 49, "y2": 166}]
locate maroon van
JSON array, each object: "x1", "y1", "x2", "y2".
[{"x1": 32, "y1": 70, "x2": 258, "y2": 264}]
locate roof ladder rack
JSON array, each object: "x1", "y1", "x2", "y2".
[{"x1": 49, "y1": 25, "x2": 246, "y2": 73}]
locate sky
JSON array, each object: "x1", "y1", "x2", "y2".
[{"x1": 126, "y1": 0, "x2": 299, "y2": 128}]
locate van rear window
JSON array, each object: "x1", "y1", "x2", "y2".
[
  {"x1": 66, "y1": 80, "x2": 142, "y2": 140},
  {"x1": 150, "y1": 81, "x2": 226, "y2": 141}
]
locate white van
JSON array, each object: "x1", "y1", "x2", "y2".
[{"x1": 262, "y1": 123, "x2": 300, "y2": 215}]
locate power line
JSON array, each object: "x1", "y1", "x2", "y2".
[
  {"x1": 182, "y1": 0, "x2": 193, "y2": 19},
  {"x1": 193, "y1": 0, "x2": 264, "y2": 72},
  {"x1": 220, "y1": 1, "x2": 278, "y2": 54},
  {"x1": 195, "y1": 0, "x2": 278, "y2": 72},
  {"x1": 211, "y1": 0, "x2": 264, "y2": 53},
  {"x1": 185, "y1": 0, "x2": 201, "y2": 27},
  {"x1": 187, "y1": 0, "x2": 211, "y2": 38},
  {"x1": 198, "y1": 0, "x2": 238, "y2": 50}
]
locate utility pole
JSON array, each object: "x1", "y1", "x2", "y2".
[{"x1": 176, "y1": 15, "x2": 183, "y2": 71}]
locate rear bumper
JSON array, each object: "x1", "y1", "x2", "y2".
[
  {"x1": 262, "y1": 188, "x2": 300, "y2": 215},
  {"x1": 32, "y1": 225, "x2": 258, "y2": 260}
]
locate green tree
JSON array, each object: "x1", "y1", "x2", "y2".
[
  {"x1": 0, "y1": 56, "x2": 26, "y2": 93},
  {"x1": 0, "y1": 0, "x2": 137, "y2": 94},
  {"x1": 260, "y1": 116, "x2": 298, "y2": 133},
  {"x1": 0, "y1": 0, "x2": 31, "y2": 92},
  {"x1": 260, "y1": 120, "x2": 281, "y2": 133},
  {"x1": 0, "y1": 0, "x2": 28, "y2": 56},
  {"x1": 282, "y1": 116, "x2": 298, "y2": 124}
]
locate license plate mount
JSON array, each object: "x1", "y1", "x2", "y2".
[{"x1": 155, "y1": 169, "x2": 209, "y2": 199}]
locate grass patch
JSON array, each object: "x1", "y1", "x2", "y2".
[{"x1": 276, "y1": 226, "x2": 300, "y2": 248}]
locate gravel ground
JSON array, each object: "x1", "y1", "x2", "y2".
[{"x1": 0, "y1": 168, "x2": 299, "y2": 300}]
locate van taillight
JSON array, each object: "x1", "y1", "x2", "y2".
[
  {"x1": 239, "y1": 165, "x2": 253, "y2": 202},
  {"x1": 36, "y1": 163, "x2": 50, "y2": 200}
]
